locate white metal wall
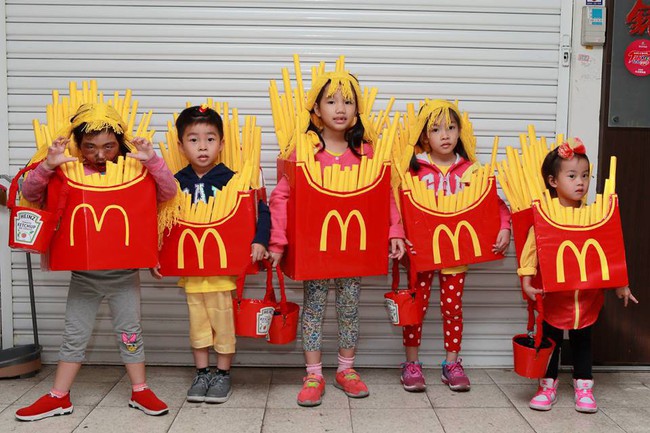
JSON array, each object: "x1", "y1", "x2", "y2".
[{"x1": 2, "y1": 0, "x2": 570, "y2": 367}]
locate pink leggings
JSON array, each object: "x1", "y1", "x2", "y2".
[{"x1": 402, "y1": 271, "x2": 466, "y2": 353}]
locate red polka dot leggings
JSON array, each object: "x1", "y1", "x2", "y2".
[{"x1": 402, "y1": 271, "x2": 466, "y2": 353}]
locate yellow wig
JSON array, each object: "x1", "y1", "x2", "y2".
[{"x1": 409, "y1": 99, "x2": 477, "y2": 162}]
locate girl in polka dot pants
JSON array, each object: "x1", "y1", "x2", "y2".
[{"x1": 398, "y1": 100, "x2": 511, "y2": 393}]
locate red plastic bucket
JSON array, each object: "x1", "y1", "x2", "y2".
[
  {"x1": 266, "y1": 266, "x2": 299, "y2": 344},
  {"x1": 512, "y1": 295, "x2": 556, "y2": 378},
  {"x1": 233, "y1": 263, "x2": 276, "y2": 338},
  {"x1": 512, "y1": 333, "x2": 556, "y2": 379},
  {"x1": 7, "y1": 162, "x2": 62, "y2": 254},
  {"x1": 384, "y1": 259, "x2": 424, "y2": 326}
]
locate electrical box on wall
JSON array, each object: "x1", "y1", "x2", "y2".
[{"x1": 582, "y1": 6, "x2": 606, "y2": 46}]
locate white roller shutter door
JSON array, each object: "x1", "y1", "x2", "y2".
[{"x1": 3, "y1": 0, "x2": 570, "y2": 367}]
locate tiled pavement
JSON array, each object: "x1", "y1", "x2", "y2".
[{"x1": 1, "y1": 365, "x2": 650, "y2": 432}]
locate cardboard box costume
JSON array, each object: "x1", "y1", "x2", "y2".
[{"x1": 13, "y1": 81, "x2": 171, "y2": 271}]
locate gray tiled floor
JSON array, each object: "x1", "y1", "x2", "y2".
[{"x1": 1, "y1": 365, "x2": 649, "y2": 432}]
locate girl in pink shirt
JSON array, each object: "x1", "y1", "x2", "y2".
[
  {"x1": 268, "y1": 71, "x2": 405, "y2": 407},
  {"x1": 399, "y1": 100, "x2": 510, "y2": 393}
]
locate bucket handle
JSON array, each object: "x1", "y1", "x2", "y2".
[
  {"x1": 234, "y1": 259, "x2": 275, "y2": 304},
  {"x1": 7, "y1": 161, "x2": 70, "y2": 220},
  {"x1": 526, "y1": 294, "x2": 546, "y2": 351},
  {"x1": 390, "y1": 258, "x2": 418, "y2": 292},
  {"x1": 263, "y1": 260, "x2": 290, "y2": 317}
]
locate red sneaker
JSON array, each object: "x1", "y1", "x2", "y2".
[
  {"x1": 297, "y1": 374, "x2": 325, "y2": 407},
  {"x1": 15, "y1": 393, "x2": 74, "y2": 421},
  {"x1": 334, "y1": 369, "x2": 369, "y2": 398},
  {"x1": 129, "y1": 388, "x2": 169, "y2": 416}
]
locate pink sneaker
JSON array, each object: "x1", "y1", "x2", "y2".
[
  {"x1": 441, "y1": 359, "x2": 470, "y2": 392},
  {"x1": 574, "y1": 379, "x2": 598, "y2": 413},
  {"x1": 400, "y1": 361, "x2": 426, "y2": 392},
  {"x1": 529, "y1": 378, "x2": 558, "y2": 411}
]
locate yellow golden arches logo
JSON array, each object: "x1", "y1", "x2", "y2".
[
  {"x1": 319, "y1": 210, "x2": 367, "y2": 252},
  {"x1": 556, "y1": 239, "x2": 610, "y2": 283},
  {"x1": 178, "y1": 229, "x2": 227, "y2": 269},
  {"x1": 70, "y1": 204, "x2": 129, "y2": 246},
  {"x1": 432, "y1": 221, "x2": 481, "y2": 264}
]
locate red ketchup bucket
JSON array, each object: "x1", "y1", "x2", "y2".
[
  {"x1": 233, "y1": 262, "x2": 276, "y2": 338},
  {"x1": 512, "y1": 295, "x2": 556, "y2": 379},
  {"x1": 7, "y1": 162, "x2": 64, "y2": 254},
  {"x1": 266, "y1": 265, "x2": 300, "y2": 345},
  {"x1": 384, "y1": 259, "x2": 424, "y2": 326}
]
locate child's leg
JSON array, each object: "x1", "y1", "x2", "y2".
[
  {"x1": 569, "y1": 325, "x2": 593, "y2": 380},
  {"x1": 332, "y1": 277, "x2": 368, "y2": 398},
  {"x1": 542, "y1": 321, "x2": 564, "y2": 379},
  {"x1": 55, "y1": 271, "x2": 107, "y2": 392},
  {"x1": 402, "y1": 271, "x2": 434, "y2": 360},
  {"x1": 193, "y1": 347, "x2": 210, "y2": 369},
  {"x1": 105, "y1": 270, "x2": 167, "y2": 415},
  {"x1": 297, "y1": 279, "x2": 329, "y2": 407},
  {"x1": 203, "y1": 291, "x2": 236, "y2": 403},
  {"x1": 439, "y1": 272, "x2": 466, "y2": 362},
  {"x1": 301, "y1": 279, "x2": 330, "y2": 357},
  {"x1": 569, "y1": 325, "x2": 597, "y2": 413}
]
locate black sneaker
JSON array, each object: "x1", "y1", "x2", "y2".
[
  {"x1": 187, "y1": 372, "x2": 211, "y2": 402},
  {"x1": 205, "y1": 373, "x2": 232, "y2": 403}
]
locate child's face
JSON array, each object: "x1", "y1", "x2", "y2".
[
  {"x1": 421, "y1": 115, "x2": 459, "y2": 162},
  {"x1": 548, "y1": 157, "x2": 590, "y2": 207},
  {"x1": 313, "y1": 85, "x2": 358, "y2": 135},
  {"x1": 79, "y1": 130, "x2": 121, "y2": 173},
  {"x1": 178, "y1": 122, "x2": 224, "y2": 176}
]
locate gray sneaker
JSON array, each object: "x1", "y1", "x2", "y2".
[
  {"x1": 205, "y1": 373, "x2": 232, "y2": 403},
  {"x1": 187, "y1": 372, "x2": 211, "y2": 402}
]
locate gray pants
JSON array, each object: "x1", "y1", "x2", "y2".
[{"x1": 59, "y1": 269, "x2": 145, "y2": 363}]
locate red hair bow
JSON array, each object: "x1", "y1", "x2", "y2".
[{"x1": 557, "y1": 137, "x2": 586, "y2": 159}]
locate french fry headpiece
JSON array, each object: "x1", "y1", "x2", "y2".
[
  {"x1": 409, "y1": 99, "x2": 477, "y2": 162},
  {"x1": 300, "y1": 71, "x2": 378, "y2": 145},
  {"x1": 60, "y1": 103, "x2": 137, "y2": 155}
]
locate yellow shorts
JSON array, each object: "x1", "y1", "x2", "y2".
[{"x1": 186, "y1": 291, "x2": 236, "y2": 353}]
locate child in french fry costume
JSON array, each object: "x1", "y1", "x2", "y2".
[
  {"x1": 498, "y1": 132, "x2": 636, "y2": 413},
  {"x1": 155, "y1": 103, "x2": 270, "y2": 404},
  {"x1": 392, "y1": 99, "x2": 511, "y2": 393},
  {"x1": 268, "y1": 56, "x2": 406, "y2": 407},
  {"x1": 15, "y1": 82, "x2": 175, "y2": 421}
]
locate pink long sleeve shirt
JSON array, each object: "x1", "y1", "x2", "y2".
[
  {"x1": 268, "y1": 142, "x2": 405, "y2": 253},
  {"x1": 410, "y1": 152, "x2": 511, "y2": 230},
  {"x1": 21, "y1": 154, "x2": 178, "y2": 204}
]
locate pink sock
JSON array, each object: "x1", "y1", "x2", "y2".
[
  {"x1": 337, "y1": 354, "x2": 355, "y2": 373},
  {"x1": 132, "y1": 383, "x2": 149, "y2": 392},
  {"x1": 306, "y1": 362, "x2": 322, "y2": 378},
  {"x1": 49, "y1": 388, "x2": 69, "y2": 399}
]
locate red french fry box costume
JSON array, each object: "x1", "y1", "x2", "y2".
[
  {"x1": 158, "y1": 189, "x2": 259, "y2": 276},
  {"x1": 384, "y1": 259, "x2": 424, "y2": 326},
  {"x1": 532, "y1": 197, "x2": 628, "y2": 293},
  {"x1": 278, "y1": 158, "x2": 390, "y2": 280},
  {"x1": 45, "y1": 166, "x2": 159, "y2": 271},
  {"x1": 400, "y1": 176, "x2": 504, "y2": 272},
  {"x1": 8, "y1": 162, "x2": 62, "y2": 254}
]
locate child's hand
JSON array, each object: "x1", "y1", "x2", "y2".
[
  {"x1": 522, "y1": 276, "x2": 543, "y2": 301},
  {"x1": 405, "y1": 238, "x2": 416, "y2": 255},
  {"x1": 251, "y1": 243, "x2": 267, "y2": 263},
  {"x1": 43, "y1": 137, "x2": 76, "y2": 170},
  {"x1": 615, "y1": 286, "x2": 638, "y2": 307},
  {"x1": 492, "y1": 228, "x2": 511, "y2": 254},
  {"x1": 149, "y1": 264, "x2": 163, "y2": 280},
  {"x1": 127, "y1": 137, "x2": 156, "y2": 162},
  {"x1": 389, "y1": 238, "x2": 406, "y2": 260},
  {"x1": 269, "y1": 251, "x2": 283, "y2": 267}
]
